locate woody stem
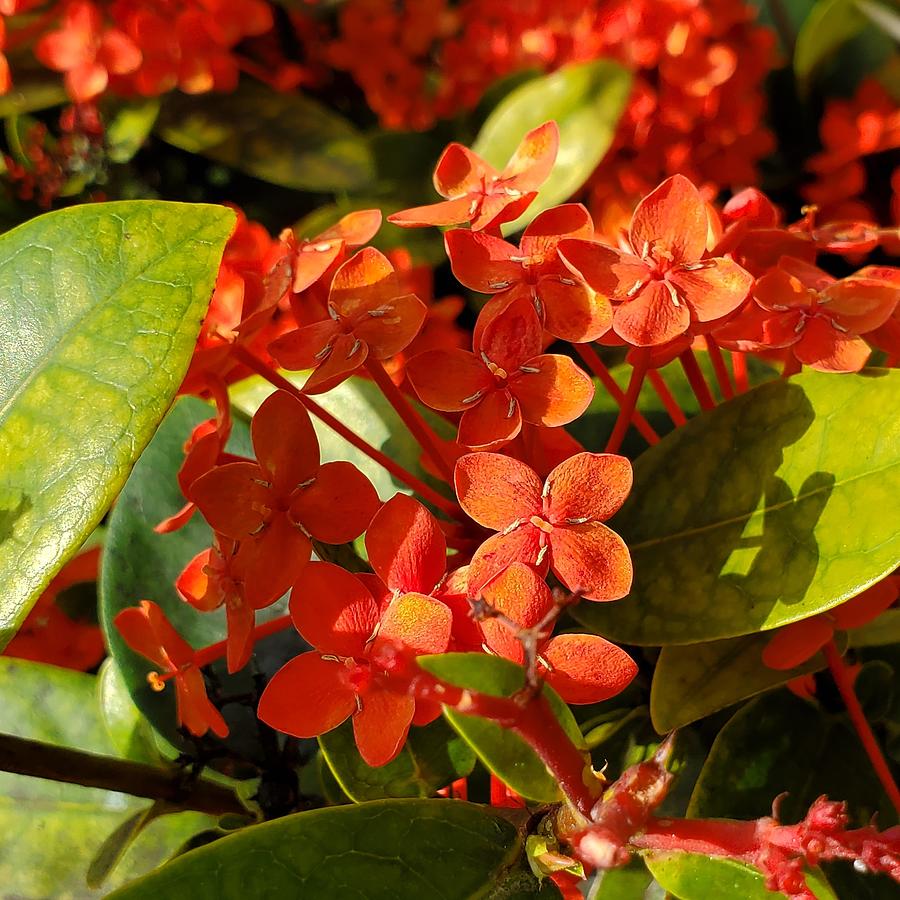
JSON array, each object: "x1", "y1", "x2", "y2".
[
  {"x1": 823, "y1": 640, "x2": 900, "y2": 815},
  {"x1": 192, "y1": 614, "x2": 294, "y2": 670},
  {"x1": 231, "y1": 346, "x2": 464, "y2": 521},
  {"x1": 707, "y1": 338, "x2": 735, "y2": 400},
  {"x1": 646, "y1": 369, "x2": 687, "y2": 427},
  {"x1": 574, "y1": 344, "x2": 660, "y2": 444},
  {"x1": 731, "y1": 351, "x2": 749, "y2": 393},
  {"x1": 679, "y1": 349, "x2": 716, "y2": 411},
  {"x1": 363, "y1": 357, "x2": 456, "y2": 483},
  {"x1": 605, "y1": 349, "x2": 650, "y2": 453}
]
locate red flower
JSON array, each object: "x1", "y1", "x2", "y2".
[
  {"x1": 115, "y1": 600, "x2": 228, "y2": 739},
  {"x1": 387, "y1": 121, "x2": 558, "y2": 231},
  {"x1": 407, "y1": 294, "x2": 594, "y2": 450},
  {"x1": 455, "y1": 451, "x2": 633, "y2": 600},
  {"x1": 478, "y1": 562, "x2": 637, "y2": 704},
  {"x1": 269, "y1": 247, "x2": 426, "y2": 394},
  {"x1": 191, "y1": 390, "x2": 379, "y2": 605},
  {"x1": 444, "y1": 204, "x2": 613, "y2": 343},
  {"x1": 560, "y1": 175, "x2": 753, "y2": 346},
  {"x1": 258, "y1": 561, "x2": 452, "y2": 766}
]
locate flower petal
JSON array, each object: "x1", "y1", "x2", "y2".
[
  {"x1": 444, "y1": 229, "x2": 520, "y2": 293},
  {"x1": 407, "y1": 348, "x2": 493, "y2": 412},
  {"x1": 353, "y1": 689, "x2": 415, "y2": 766},
  {"x1": 258, "y1": 652, "x2": 356, "y2": 738},
  {"x1": 352, "y1": 292, "x2": 427, "y2": 359},
  {"x1": 630, "y1": 174, "x2": 708, "y2": 266},
  {"x1": 387, "y1": 197, "x2": 480, "y2": 229},
  {"x1": 480, "y1": 562, "x2": 553, "y2": 663},
  {"x1": 433, "y1": 142, "x2": 494, "y2": 198},
  {"x1": 501, "y1": 121, "x2": 559, "y2": 192},
  {"x1": 467, "y1": 526, "x2": 545, "y2": 596},
  {"x1": 268, "y1": 319, "x2": 341, "y2": 371},
  {"x1": 831, "y1": 577, "x2": 899, "y2": 631},
  {"x1": 455, "y1": 452, "x2": 541, "y2": 529},
  {"x1": 558, "y1": 239, "x2": 649, "y2": 299},
  {"x1": 794, "y1": 318, "x2": 871, "y2": 373},
  {"x1": 478, "y1": 292, "x2": 544, "y2": 371},
  {"x1": 225, "y1": 599, "x2": 256, "y2": 674},
  {"x1": 549, "y1": 522, "x2": 632, "y2": 601},
  {"x1": 545, "y1": 453, "x2": 633, "y2": 524},
  {"x1": 541, "y1": 633, "x2": 637, "y2": 704},
  {"x1": 251, "y1": 390, "x2": 319, "y2": 495},
  {"x1": 376, "y1": 592, "x2": 453, "y2": 656},
  {"x1": 290, "y1": 561, "x2": 378, "y2": 657},
  {"x1": 539, "y1": 275, "x2": 612, "y2": 343},
  {"x1": 458, "y1": 389, "x2": 522, "y2": 451},
  {"x1": 240, "y1": 517, "x2": 312, "y2": 609},
  {"x1": 293, "y1": 240, "x2": 342, "y2": 294},
  {"x1": 668, "y1": 258, "x2": 753, "y2": 323},
  {"x1": 176, "y1": 667, "x2": 229, "y2": 738},
  {"x1": 176, "y1": 548, "x2": 222, "y2": 612},
  {"x1": 366, "y1": 494, "x2": 447, "y2": 595},
  {"x1": 613, "y1": 280, "x2": 691, "y2": 347},
  {"x1": 318, "y1": 209, "x2": 382, "y2": 246},
  {"x1": 301, "y1": 332, "x2": 368, "y2": 395},
  {"x1": 761, "y1": 617, "x2": 834, "y2": 670},
  {"x1": 289, "y1": 461, "x2": 379, "y2": 543},
  {"x1": 823, "y1": 268, "x2": 900, "y2": 334},
  {"x1": 190, "y1": 461, "x2": 269, "y2": 539},
  {"x1": 520, "y1": 203, "x2": 594, "y2": 259},
  {"x1": 511, "y1": 354, "x2": 594, "y2": 427}
]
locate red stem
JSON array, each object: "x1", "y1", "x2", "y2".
[
  {"x1": 646, "y1": 369, "x2": 687, "y2": 427},
  {"x1": 604, "y1": 350, "x2": 650, "y2": 453},
  {"x1": 731, "y1": 351, "x2": 749, "y2": 393},
  {"x1": 574, "y1": 344, "x2": 659, "y2": 444},
  {"x1": 824, "y1": 640, "x2": 900, "y2": 815},
  {"x1": 679, "y1": 349, "x2": 716, "y2": 411},
  {"x1": 364, "y1": 356, "x2": 455, "y2": 483},
  {"x1": 231, "y1": 346, "x2": 464, "y2": 522},
  {"x1": 193, "y1": 614, "x2": 293, "y2": 670},
  {"x1": 706, "y1": 338, "x2": 735, "y2": 400}
]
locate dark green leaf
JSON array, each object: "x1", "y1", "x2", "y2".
[
  {"x1": 0, "y1": 71, "x2": 67, "y2": 117},
  {"x1": 0, "y1": 201, "x2": 234, "y2": 649},
  {"x1": 87, "y1": 801, "x2": 169, "y2": 888},
  {"x1": 588, "y1": 859, "x2": 654, "y2": 900},
  {"x1": 576, "y1": 370, "x2": 900, "y2": 645},
  {"x1": 850, "y1": 609, "x2": 900, "y2": 647},
  {"x1": 106, "y1": 799, "x2": 532, "y2": 899},
  {"x1": 157, "y1": 81, "x2": 374, "y2": 192},
  {"x1": 794, "y1": 0, "x2": 868, "y2": 92}
]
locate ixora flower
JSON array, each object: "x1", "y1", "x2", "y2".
[
  {"x1": 560, "y1": 175, "x2": 753, "y2": 347},
  {"x1": 455, "y1": 451, "x2": 633, "y2": 600},
  {"x1": 387, "y1": 121, "x2": 559, "y2": 231},
  {"x1": 478, "y1": 562, "x2": 638, "y2": 704},
  {"x1": 115, "y1": 600, "x2": 228, "y2": 739},
  {"x1": 258, "y1": 561, "x2": 452, "y2": 766},
  {"x1": 407, "y1": 293, "x2": 594, "y2": 450}
]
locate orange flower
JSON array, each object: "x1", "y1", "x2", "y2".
[
  {"x1": 115, "y1": 600, "x2": 228, "y2": 739},
  {"x1": 387, "y1": 121, "x2": 558, "y2": 231},
  {"x1": 560, "y1": 175, "x2": 753, "y2": 346},
  {"x1": 455, "y1": 451, "x2": 633, "y2": 600},
  {"x1": 258, "y1": 561, "x2": 451, "y2": 766},
  {"x1": 269, "y1": 247, "x2": 426, "y2": 394}
]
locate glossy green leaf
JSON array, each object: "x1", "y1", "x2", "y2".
[
  {"x1": 0, "y1": 201, "x2": 234, "y2": 650},
  {"x1": 0, "y1": 657, "x2": 212, "y2": 897},
  {"x1": 472, "y1": 60, "x2": 632, "y2": 233},
  {"x1": 107, "y1": 799, "x2": 532, "y2": 899},
  {"x1": 588, "y1": 859, "x2": 655, "y2": 900},
  {"x1": 850, "y1": 609, "x2": 900, "y2": 647},
  {"x1": 319, "y1": 717, "x2": 475, "y2": 802},
  {"x1": 649, "y1": 632, "x2": 844, "y2": 732},
  {"x1": 157, "y1": 81, "x2": 374, "y2": 192},
  {"x1": 795, "y1": 0, "x2": 868, "y2": 92},
  {"x1": 417, "y1": 653, "x2": 585, "y2": 803},
  {"x1": 576, "y1": 370, "x2": 900, "y2": 646},
  {"x1": 97, "y1": 658, "x2": 164, "y2": 765}
]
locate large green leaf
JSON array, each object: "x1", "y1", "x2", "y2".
[
  {"x1": 0, "y1": 657, "x2": 212, "y2": 898},
  {"x1": 417, "y1": 653, "x2": 585, "y2": 803},
  {"x1": 649, "y1": 632, "x2": 844, "y2": 732},
  {"x1": 157, "y1": 81, "x2": 374, "y2": 192},
  {"x1": 106, "y1": 798, "x2": 532, "y2": 899},
  {"x1": 472, "y1": 60, "x2": 632, "y2": 233},
  {"x1": 319, "y1": 717, "x2": 475, "y2": 802},
  {"x1": 576, "y1": 370, "x2": 900, "y2": 645},
  {"x1": 0, "y1": 201, "x2": 233, "y2": 650},
  {"x1": 794, "y1": 0, "x2": 868, "y2": 92}
]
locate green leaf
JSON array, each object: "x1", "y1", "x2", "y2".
[
  {"x1": 106, "y1": 99, "x2": 162, "y2": 164},
  {"x1": 106, "y1": 799, "x2": 532, "y2": 899},
  {"x1": 417, "y1": 653, "x2": 585, "y2": 803},
  {"x1": 319, "y1": 717, "x2": 476, "y2": 802},
  {"x1": 588, "y1": 859, "x2": 655, "y2": 899},
  {"x1": 795, "y1": 0, "x2": 868, "y2": 92},
  {"x1": 850, "y1": 609, "x2": 900, "y2": 646},
  {"x1": 649, "y1": 632, "x2": 845, "y2": 732},
  {"x1": 857, "y1": 0, "x2": 900, "y2": 40},
  {"x1": 0, "y1": 200, "x2": 234, "y2": 650},
  {"x1": 0, "y1": 71, "x2": 67, "y2": 117},
  {"x1": 645, "y1": 853, "x2": 836, "y2": 900},
  {"x1": 0, "y1": 657, "x2": 213, "y2": 897},
  {"x1": 157, "y1": 81, "x2": 374, "y2": 192},
  {"x1": 472, "y1": 60, "x2": 632, "y2": 234},
  {"x1": 97, "y1": 658, "x2": 164, "y2": 765},
  {"x1": 86, "y1": 801, "x2": 169, "y2": 889},
  {"x1": 576, "y1": 370, "x2": 900, "y2": 645}
]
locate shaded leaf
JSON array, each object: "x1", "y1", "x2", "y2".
[
  {"x1": 106, "y1": 99, "x2": 162, "y2": 164},
  {"x1": 794, "y1": 0, "x2": 868, "y2": 92}
]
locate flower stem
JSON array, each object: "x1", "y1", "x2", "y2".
[
  {"x1": 647, "y1": 369, "x2": 687, "y2": 427},
  {"x1": 824, "y1": 640, "x2": 900, "y2": 815},
  {"x1": 731, "y1": 351, "x2": 749, "y2": 393},
  {"x1": 706, "y1": 338, "x2": 735, "y2": 400},
  {"x1": 363, "y1": 356, "x2": 456, "y2": 483},
  {"x1": 231, "y1": 346, "x2": 464, "y2": 521},
  {"x1": 679, "y1": 349, "x2": 716, "y2": 411},
  {"x1": 574, "y1": 344, "x2": 659, "y2": 444},
  {"x1": 605, "y1": 350, "x2": 650, "y2": 453}
]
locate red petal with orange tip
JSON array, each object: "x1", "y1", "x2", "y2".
[
  {"x1": 155, "y1": 501, "x2": 197, "y2": 534},
  {"x1": 545, "y1": 453, "x2": 633, "y2": 524},
  {"x1": 176, "y1": 667, "x2": 229, "y2": 738},
  {"x1": 455, "y1": 452, "x2": 541, "y2": 528},
  {"x1": 479, "y1": 293, "x2": 544, "y2": 372},
  {"x1": 761, "y1": 616, "x2": 834, "y2": 670},
  {"x1": 458, "y1": 389, "x2": 522, "y2": 451},
  {"x1": 407, "y1": 348, "x2": 493, "y2": 412},
  {"x1": 668, "y1": 258, "x2": 753, "y2": 322},
  {"x1": 320, "y1": 208, "x2": 382, "y2": 246},
  {"x1": 433, "y1": 142, "x2": 495, "y2": 198},
  {"x1": 501, "y1": 120, "x2": 559, "y2": 193},
  {"x1": 290, "y1": 460, "x2": 379, "y2": 543},
  {"x1": 290, "y1": 561, "x2": 378, "y2": 657},
  {"x1": 753, "y1": 267, "x2": 814, "y2": 313},
  {"x1": 176, "y1": 548, "x2": 221, "y2": 612},
  {"x1": 366, "y1": 494, "x2": 447, "y2": 596},
  {"x1": 823, "y1": 269, "x2": 900, "y2": 334},
  {"x1": 630, "y1": 174, "x2": 708, "y2": 267},
  {"x1": 519, "y1": 203, "x2": 594, "y2": 259},
  {"x1": 613, "y1": 280, "x2": 691, "y2": 347},
  {"x1": 444, "y1": 229, "x2": 520, "y2": 294},
  {"x1": 376, "y1": 592, "x2": 453, "y2": 657},
  {"x1": 540, "y1": 275, "x2": 613, "y2": 343},
  {"x1": 268, "y1": 318, "x2": 341, "y2": 371},
  {"x1": 353, "y1": 688, "x2": 416, "y2": 766},
  {"x1": 387, "y1": 196, "x2": 479, "y2": 229},
  {"x1": 258, "y1": 652, "x2": 356, "y2": 738},
  {"x1": 467, "y1": 527, "x2": 545, "y2": 597},
  {"x1": 549, "y1": 522, "x2": 632, "y2": 602},
  {"x1": 301, "y1": 332, "x2": 368, "y2": 395},
  {"x1": 831, "y1": 577, "x2": 899, "y2": 631},
  {"x1": 191, "y1": 461, "x2": 270, "y2": 539},
  {"x1": 541, "y1": 633, "x2": 637, "y2": 704},
  {"x1": 352, "y1": 292, "x2": 427, "y2": 359},
  {"x1": 114, "y1": 600, "x2": 195, "y2": 671},
  {"x1": 473, "y1": 191, "x2": 538, "y2": 233},
  {"x1": 510, "y1": 354, "x2": 594, "y2": 427},
  {"x1": 794, "y1": 319, "x2": 871, "y2": 373},
  {"x1": 251, "y1": 390, "x2": 319, "y2": 496},
  {"x1": 558, "y1": 239, "x2": 650, "y2": 299},
  {"x1": 240, "y1": 516, "x2": 312, "y2": 609},
  {"x1": 293, "y1": 240, "x2": 342, "y2": 294},
  {"x1": 329, "y1": 246, "x2": 397, "y2": 310},
  {"x1": 480, "y1": 562, "x2": 553, "y2": 663}
]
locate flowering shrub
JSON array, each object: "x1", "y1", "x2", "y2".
[{"x1": 1, "y1": 2, "x2": 900, "y2": 898}]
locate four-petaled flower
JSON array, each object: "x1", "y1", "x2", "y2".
[{"x1": 455, "y1": 451, "x2": 633, "y2": 600}]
